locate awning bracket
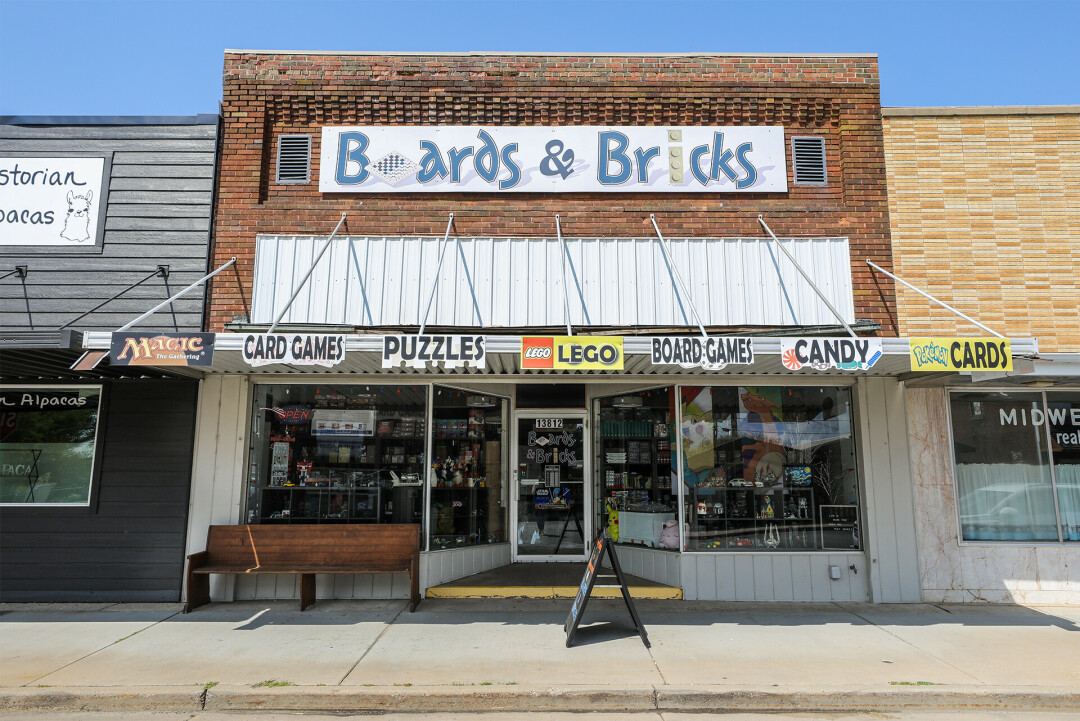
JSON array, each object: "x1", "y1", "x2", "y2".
[
  {"x1": 758, "y1": 215, "x2": 857, "y2": 338},
  {"x1": 650, "y1": 215, "x2": 708, "y2": 339},
  {"x1": 555, "y1": 215, "x2": 573, "y2": 336},
  {"x1": 419, "y1": 213, "x2": 456, "y2": 335},
  {"x1": 268, "y1": 212, "x2": 348, "y2": 334},
  {"x1": 865, "y1": 259, "x2": 1004, "y2": 338},
  {"x1": 56, "y1": 266, "x2": 169, "y2": 331}
]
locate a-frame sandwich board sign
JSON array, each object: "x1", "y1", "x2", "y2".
[{"x1": 564, "y1": 529, "x2": 650, "y2": 648}]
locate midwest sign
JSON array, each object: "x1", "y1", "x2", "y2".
[
  {"x1": 319, "y1": 126, "x2": 786, "y2": 193},
  {"x1": 650, "y1": 336, "x2": 755, "y2": 370},
  {"x1": 110, "y1": 332, "x2": 215, "y2": 367},
  {"x1": 381, "y1": 335, "x2": 486, "y2": 370},
  {"x1": 780, "y1": 338, "x2": 883, "y2": 372},
  {"x1": 521, "y1": 336, "x2": 624, "y2": 371},
  {"x1": 908, "y1": 337, "x2": 1013, "y2": 372},
  {"x1": 0, "y1": 157, "x2": 107, "y2": 247},
  {"x1": 242, "y1": 334, "x2": 346, "y2": 368}
]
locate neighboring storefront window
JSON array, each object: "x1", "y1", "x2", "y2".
[
  {"x1": 595, "y1": 388, "x2": 677, "y2": 550},
  {"x1": 430, "y1": 386, "x2": 508, "y2": 549},
  {"x1": 0, "y1": 387, "x2": 101, "y2": 506},
  {"x1": 951, "y1": 390, "x2": 1080, "y2": 542},
  {"x1": 681, "y1": 386, "x2": 860, "y2": 552},
  {"x1": 246, "y1": 384, "x2": 426, "y2": 525}
]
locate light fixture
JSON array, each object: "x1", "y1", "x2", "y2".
[
  {"x1": 467, "y1": 394, "x2": 497, "y2": 408},
  {"x1": 611, "y1": 395, "x2": 643, "y2": 409}
]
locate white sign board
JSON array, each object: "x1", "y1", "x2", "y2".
[
  {"x1": 319, "y1": 126, "x2": 787, "y2": 193},
  {"x1": 311, "y1": 409, "x2": 376, "y2": 438},
  {"x1": 650, "y1": 336, "x2": 755, "y2": 370},
  {"x1": 381, "y1": 335, "x2": 486, "y2": 370},
  {"x1": 0, "y1": 157, "x2": 106, "y2": 247},
  {"x1": 242, "y1": 334, "x2": 346, "y2": 368},
  {"x1": 780, "y1": 338, "x2": 884, "y2": 372}
]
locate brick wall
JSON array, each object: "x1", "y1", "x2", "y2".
[
  {"x1": 884, "y1": 108, "x2": 1080, "y2": 352},
  {"x1": 209, "y1": 53, "x2": 896, "y2": 333}
]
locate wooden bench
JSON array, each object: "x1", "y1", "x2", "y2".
[{"x1": 184, "y1": 524, "x2": 420, "y2": 613}]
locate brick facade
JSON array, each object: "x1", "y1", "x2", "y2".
[
  {"x1": 208, "y1": 52, "x2": 896, "y2": 333},
  {"x1": 884, "y1": 108, "x2": 1080, "y2": 352}
]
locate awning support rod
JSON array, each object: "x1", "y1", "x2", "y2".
[
  {"x1": 555, "y1": 215, "x2": 572, "y2": 336},
  {"x1": 57, "y1": 266, "x2": 169, "y2": 331},
  {"x1": 1, "y1": 267, "x2": 28, "y2": 281},
  {"x1": 866, "y1": 259, "x2": 1004, "y2": 338},
  {"x1": 455, "y1": 234, "x2": 484, "y2": 328},
  {"x1": 418, "y1": 213, "x2": 455, "y2": 336},
  {"x1": 758, "y1": 215, "x2": 857, "y2": 338},
  {"x1": 268, "y1": 212, "x2": 348, "y2": 333},
  {"x1": 650, "y1": 215, "x2": 708, "y2": 339},
  {"x1": 116, "y1": 257, "x2": 238, "y2": 333}
]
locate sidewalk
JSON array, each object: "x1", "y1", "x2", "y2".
[{"x1": 2, "y1": 599, "x2": 1079, "y2": 714}]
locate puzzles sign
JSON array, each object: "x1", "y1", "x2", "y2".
[
  {"x1": 0, "y1": 157, "x2": 106, "y2": 247},
  {"x1": 381, "y1": 335, "x2": 486, "y2": 369},
  {"x1": 319, "y1": 126, "x2": 786, "y2": 193}
]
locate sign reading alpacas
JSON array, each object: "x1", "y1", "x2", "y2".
[{"x1": 0, "y1": 157, "x2": 106, "y2": 247}]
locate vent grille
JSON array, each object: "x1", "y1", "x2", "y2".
[
  {"x1": 275, "y1": 135, "x2": 311, "y2": 183},
  {"x1": 791, "y1": 136, "x2": 827, "y2": 185}
]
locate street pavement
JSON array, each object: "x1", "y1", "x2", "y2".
[{"x1": 1, "y1": 599, "x2": 1079, "y2": 714}]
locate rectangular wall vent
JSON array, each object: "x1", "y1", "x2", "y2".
[
  {"x1": 791, "y1": 136, "x2": 827, "y2": 185},
  {"x1": 275, "y1": 135, "x2": 311, "y2": 183}
]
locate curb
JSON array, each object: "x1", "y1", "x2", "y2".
[{"x1": 3, "y1": 684, "x2": 1080, "y2": 714}]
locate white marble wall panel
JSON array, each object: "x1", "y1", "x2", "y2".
[{"x1": 906, "y1": 387, "x2": 1080, "y2": 604}]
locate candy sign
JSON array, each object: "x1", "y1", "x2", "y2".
[{"x1": 780, "y1": 338, "x2": 883, "y2": 372}]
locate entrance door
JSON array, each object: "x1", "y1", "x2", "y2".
[{"x1": 512, "y1": 413, "x2": 589, "y2": 561}]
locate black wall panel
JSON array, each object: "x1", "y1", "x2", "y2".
[{"x1": 0, "y1": 379, "x2": 198, "y2": 602}]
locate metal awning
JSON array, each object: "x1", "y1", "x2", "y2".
[{"x1": 78, "y1": 332, "x2": 1041, "y2": 379}]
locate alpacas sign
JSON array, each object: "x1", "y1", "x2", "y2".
[{"x1": 0, "y1": 157, "x2": 107, "y2": 248}]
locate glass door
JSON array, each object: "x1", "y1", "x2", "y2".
[{"x1": 513, "y1": 413, "x2": 589, "y2": 560}]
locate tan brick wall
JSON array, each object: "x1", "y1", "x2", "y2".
[
  {"x1": 884, "y1": 111, "x2": 1080, "y2": 352},
  {"x1": 208, "y1": 53, "x2": 897, "y2": 334}
]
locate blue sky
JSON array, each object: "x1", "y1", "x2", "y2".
[{"x1": 1, "y1": 0, "x2": 1077, "y2": 116}]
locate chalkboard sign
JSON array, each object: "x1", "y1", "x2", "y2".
[
  {"x1": 820, "y1": 504, "x2": 860, "y2": 550},
  {"x1": 564, "y1": 530, "x2": 649, "y2": 648}
]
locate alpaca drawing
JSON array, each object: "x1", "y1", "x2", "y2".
[{"x1": 60, "y1": 190, "x2": 93, "y2": 242}]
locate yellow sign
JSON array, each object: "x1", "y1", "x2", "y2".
[
  {"x1": 521, "y1": 336, "x2": 624, "y2": 370},
  {"x1": 909, "y1": 337, "x2": 1013, "y2": 372}
]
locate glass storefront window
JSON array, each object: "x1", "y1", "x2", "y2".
[
  {"x1": 430, "y1": 387, "x2": 508, "y2": 550},
  {"x1": 0, "y1": 387, "x2": 101, "y2": 506},
  {"x1": 951, "y1": 390, "x2": 1080, "y2": 543},
  {"x1": 246, "y1": 384, "x2": 427, "y2": 525},
  {"x1": 681, "y1": 386, "x2": 860, "y2": 552},
  {"x1": 1047, "y1": 392, "x2": 1080, "y2": 542},
  {"x1": 595, "y1": 388, "x2": 677, "y2": 549}
]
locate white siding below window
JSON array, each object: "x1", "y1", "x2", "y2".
[{"x1": 251, "y1": 235, "x2": 856, "y2": 328}]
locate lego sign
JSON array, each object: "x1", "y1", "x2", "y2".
[
  {"x1": 909, "y1": 337, "x2": 1013, "y2": 372},
  {"x1": 521, "y1": 336, "x2": 624, "y2": 371},
  {"x1": 319, "y1": 126, "x2": 787, "y2": 193}
]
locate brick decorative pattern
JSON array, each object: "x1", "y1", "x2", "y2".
[
  {"x1": 210, "y1": 53, "x2": 896, "y2": 333},
  {"x1": 884, "y1": 112, "x2": 1080, "y2": 352}
]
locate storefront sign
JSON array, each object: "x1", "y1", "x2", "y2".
[
  {"x1": 0, "y1": 390, "x2": 91, "y2": 411},
  {"x1": 521, "y1": 336, "x2": 624, "y2": 371},
  {"x1": 780, "y1": 338, "x2": 883, "y2": 372},
  {"x1": 909, "y1": 337, "x2": 1013, "y2": 371},
  {"x1": 319, "y1": 126, "x2": 786, "y2": 194},
  {"x1": 242, "y1": 333, "x2": 346, "y2": 368},
  {"x1": 0, "y1": 157, "x2": 107, "y2": 247},
  {"x1": 110, "y1": 332, "x2": 215, "y2": 367},
  {"x1": 381, "y1": 335, "x2": 486, "y2": 369},
  {"x1": 650, "y1": 336, "x2": 754, "y2": 370}
]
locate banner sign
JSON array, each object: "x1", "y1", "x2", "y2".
[
  {"x1": 311, "y1": 409, "x2": 376, "y2": 438},
  {"x1": 909, "y1": 337, "x2": 1013, "y2": 372},
  {"x1": 319, "y1": 126, "x2": 787, "y2": 194},
  {"x1": 780, "y1": 337, "x2": 883, "y2": 372},
  {"x1": 381, "y1": 335, "x2": 486, "y2": 369},
  {"x1": 521, "y1": 336, "x2": 624, "y2": 371},
  {"x1": 110, "y1": 332, "x2": 215, "y2": 367},
  {"x1": 650, "y1": 336, "x2": 754, "y2": 370},
  {"x1": 1, "y1": 157, "x2": 107, "y2": 247},
  {"x1": 242, "y1": 334, "x2": 346, "y2": 368}
]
